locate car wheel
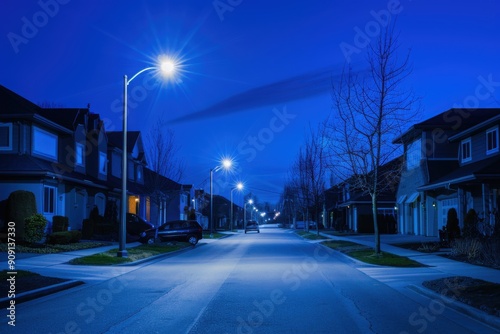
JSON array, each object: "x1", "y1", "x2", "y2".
[{"x1": 187, "y1": 235, "x2": 198, "y2": 245}]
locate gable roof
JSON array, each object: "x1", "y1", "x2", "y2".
[
  {"x1": 107, "y1": 131, "x2": 141, "y2": 153},
  {"x1": 419, "y1": 155, "x2": 500, "y2": 191},
  {"x1": 37, "y1": 108, "x2": 88, "y2": 131},
  {"x1": 394, "y1": 108, "x2": 500, "y2": 144},
  {"x1": 0, "y1": 85, "x2": 40, "y2": 116}
]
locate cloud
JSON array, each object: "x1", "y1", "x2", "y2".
[{"x1": 168, "y1": 66, "x2": 344, "y2": 124}]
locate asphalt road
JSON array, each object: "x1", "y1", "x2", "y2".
[{"x1": 3, "y1": 228, "x2": 497, "y2": 333}]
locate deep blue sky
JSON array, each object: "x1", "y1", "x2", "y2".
[{"x1": 2, "y1": 0, "x2": 499, "y2": 206}]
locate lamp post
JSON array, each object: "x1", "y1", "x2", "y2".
[
  {"x1": 230, "y1": 182, "x2": 243, "y2": 231},
  {"x1": 210, "y1": 159, "x2": 232, "y2": 236},
  {"x1": 118, "y1": 57, "x2": 177, "y2": 258}
]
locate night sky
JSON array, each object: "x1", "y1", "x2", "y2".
[{"x1": 1, "y1": 0, "x2": 499, "y2": 205}]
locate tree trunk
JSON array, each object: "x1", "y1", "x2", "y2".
[{"x1": 372, "y1": 195, "x2": 381, "y2": 254}]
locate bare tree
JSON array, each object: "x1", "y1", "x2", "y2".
[
  {"x1": 145, "y1": 122, "x2": 185, "y2": 226},
  {"x1": 289, "y1": 123, "x2": 328, "y2": 234},
  {"x1": 328, "y1": 22, "x2": 418, "y2": 254}
]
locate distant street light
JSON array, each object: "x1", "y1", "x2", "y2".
[
  {"x1": 243, "y1": 199, "x2": 253, "y2": 225},
  {"x1": 210, "y1": 158, "x2": 233, "y2": 235},
  {"x1": 230, "y1": 182, "x2": 244, "y2": 230},
  {"x1": 118, "y1": 56, "x2": 178, "y2": 258}
]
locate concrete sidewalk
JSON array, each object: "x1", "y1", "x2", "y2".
[{"x1": 319, "y1": 232, "x2": 500, "y2": 284}]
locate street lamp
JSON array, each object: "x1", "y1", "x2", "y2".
[
  {"x1": 118, "y1": 56, "x2": 178, "y2": 258},
  {"x1": 243, "y1": 199, "x2": 253, "y2": 226},
  {"x1": 230, "y1": 182, "x2": 243, "y2": 231},
  {"x1": 210, "y1": 158, "x2": 233, "y2": 236}
]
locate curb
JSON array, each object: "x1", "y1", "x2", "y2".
[
  {"x1": 408, "y1": 284, "x2": 500, "y2": 331},
  {"x1": 0, "y1": 280, "x2": 84, "y2": 308}
]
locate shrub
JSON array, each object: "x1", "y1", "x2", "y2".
[
  {"x1": 446, "y1": 208, "x2": 460, "y2": 241},
  {"x1": 462, "y1": 209, "x2": 479, "y2": 238},
  {"x1": 52, "y1": 216, "x2": 69, "y2": 232},
  {"x1": 82, "y1": 219, "x2": 94, "y2": 239},
  {"x1": 451, "y1": 238, "x2": 483, "y2": 260},
  {"x1": 7, "y1": 190, "x2": 37, "y2": 241},
  {"x1": 24, "y1": 213, "x2": 47, "y2": 244},
  {"x1": 47, "y1": 231, "x2": 82, "y2": 244}
]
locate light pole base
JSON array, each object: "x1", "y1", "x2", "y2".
[{"x1": 117, "y1": 250, "x2": 128, "y2": 258}]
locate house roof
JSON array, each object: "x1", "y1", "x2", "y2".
[
  {"x1": 107, "y1": 131, "x2": 140, "y2": 151},
  {"x1": 37, "y1": 108, "x2": 88, "y2": 131},
  {"x1": 0, "y1": 85, "x2": 40, "y2": 115},
  {"x1": 426, "y1": 159, "x2": 460, "y2": 184},
  {"x1": 448, "y1": 114, "x2": 500, "y2": 142},
  {"x1": 418, "y1": 155, "x2": 500, "y2": 191},
  {"x1": 393, "y1": 108, "x2": 500, "y2": 144}
]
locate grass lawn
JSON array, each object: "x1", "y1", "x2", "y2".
[
  {"x1": 203, "y1": 232, "x2": 226, "y2": 239},
  {"x1": 296, "y1": 231, "x2": 328, "y2": 240},
  {"x1": 0, "y1": 241, "x2": 111, "y2": 254},
  {"x1": 322, "y1": 240, "x2": 425, "y2": 267},
  {"x1": 69, "y1": 242, "x2": 192, "y2": 265}
]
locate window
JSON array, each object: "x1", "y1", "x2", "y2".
[
  {"x1": 43, "y1": 186, "x2": 56, "y2": 214},
  {"x1": 75, "y1": 143, "x2": 84, "y2": 166},
  {"x1": 137, "y1": 165, "x2": 143, "y2": 182},
  {"x1": 33, "y1": 126, "x2": 58, "y2": 160},
  {"x1": 486, "y1": 127, "x2": 499, "y2": 155},
  {"x1": 99, "y1": 152, "x2": 107, "y2": 174},
  {"x1": 461, "y1": 138, "x2": 471, "y2": 162},
  {"x1": 406, "y1": 138, "x2": 421, "y2": 170},
  {"x1": 0, "y1": 123, "x2": 13, "y2": 150}
]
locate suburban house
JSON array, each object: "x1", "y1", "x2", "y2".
[
  {"x1": 393, "y1": 108, "x2": 500, "y2": 237},
  {"x1": 0, "y1": 85, "x2": 199, "y2": 234},
  {"x1": 325, "y1": 158, "x2": 401, "y2": 233}
]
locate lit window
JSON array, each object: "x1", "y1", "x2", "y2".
[
  {"x1": 99, "y1": 152, "x2": 107, "y2": 174},
  {"x1": 0, "y1": 123, "x2": 13, "y2": 150},
  {"x1": 43, "y1": 186, "x2": 56, "y2": 214},
  {"x1": 33, "y1": 126, "x2": 58, "y2": 160},
  {"x1": 75, "y1": 143, "x2": 84, "y2": 166},
  {"x1": 486, "y1": 127, "x2": 499, "y2": 155},
  {"x1": 406, "y1": 138, "x2": 421, "y2": 170},
  {"x1": 461, "y1": 138, "x2": 471, "y2": 162}
]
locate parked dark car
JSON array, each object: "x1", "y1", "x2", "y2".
[
  {"x1": 140, "y1": 220, "x2": 203, "y2": 245},
  {"x1": 245, "y1": 220, "x2": 260, "y2": 233},
  {"x1": 126, "y1": 213, "x2": 154, "y2": 236}
]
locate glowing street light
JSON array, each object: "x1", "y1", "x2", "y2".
[
  {"x1": 230, "y1": 182, "x2": 244, "y2": 231},
  {"x1": 210, "y1": 158, "x2": 233, "y2": 235},
  {"x1": 243, "y1": 199, "x2": 253, "y2": 226},
  {"x1": 118, "y1": 56, "x2": 178, "y2": 258}
]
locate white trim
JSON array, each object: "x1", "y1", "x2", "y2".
[
  {"x1": 486, "y1": 126, "x2": 499, "y2": 155},
  {"x1": 406, "y1": 192, "x2": 419, "y2": 203},
  {"x1": 99, "y1": 151, "x2": 107, "y2": 174},
  {"x1": 461, "y1": 137, "x2": 471, "y2": 163},
  {"x1": 75, "y1": 142, "x2": 85, "y2": 166},
  {"x1": 0, "y1": 122, "x2": 13, "y2": 150}
]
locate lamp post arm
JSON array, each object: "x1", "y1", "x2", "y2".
[{"x1": 127, "y1": 66, "x2": 156, "y2": 85}]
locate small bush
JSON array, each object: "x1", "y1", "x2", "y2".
[
  {"x1": 463, "y1": 209, "x2": 479, "y2": 239},
  {"x1": 446, "y1": 208, "x2": 460, "y2": 241},
  {"x1": 52, "y1": 216, "x2": 69, "y2": 232},
  {"x1": 451, "y1": 238, "x2": 483, "y2": 260},
  {"x1": 7, "y1": 190, "x2": 37, "y2": 241},
  {"x1": 47, "y1": 231, "x2": 82, "y2": 245},
  {"x1": 82, "y1": 219, "x2": 94, "y2": 239},
  {"x1": 24, "y1": 213, "x2": 47, "y2": 244}
]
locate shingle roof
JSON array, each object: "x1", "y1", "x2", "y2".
[
  {"x1": 394, "y1": 108, "x2": 500, "y2": 143},
  {"x1": 0, "y1": 85, "x2": 40, "y2": 115},
  {"x1": 419, "y1": 155, "x2": 500, "y2": 191},
  {"x1": 107, "y1": 131, "x2": 140, "y2": 152}
]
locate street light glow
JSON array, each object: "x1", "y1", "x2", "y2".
[
  {"x1": 222, "y1": 158, "x2": 232, "y2": 169},
  {"x1": 236, "y1": 182, "x2": 243, "y2": 190},
  {"x1": 159, "y1": 57, "x2": 177, "y2": 76}
]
